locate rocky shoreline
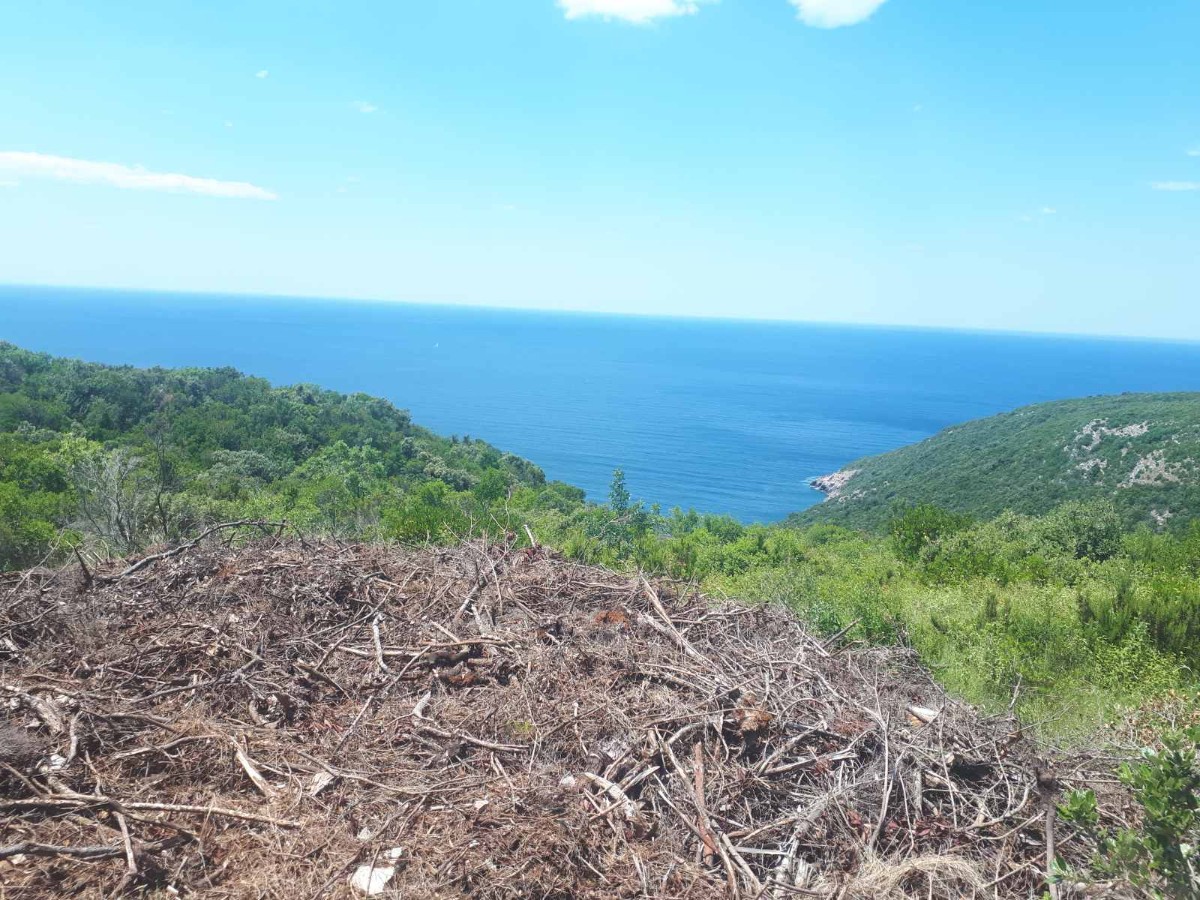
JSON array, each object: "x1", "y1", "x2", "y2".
[{"x1": 809, "y1": 468, "x2": 858, "y2": 500}]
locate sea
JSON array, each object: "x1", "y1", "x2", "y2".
[{"x1": 3, "y1": 285, "x2": 1200, "y2": 523}]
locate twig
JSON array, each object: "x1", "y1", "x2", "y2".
[
  {"x1": 73, "y1": 546, "x2": 94, "y2": 589},
  {"x1": 693, "y1": 742, "x2": 718, "y2": 866},
  {"x1": 0, "y1": 842, "x2": 127, "y2": 860},
  {"x1": 371, "y1": 613, "x2": 390, "y2": 674},
  {"x1": 100, "y1": 520, "x2": 286, "y2": 582},
  {"x1": 0, "y1": 797, "x2": 301, "y2": 828},
  {"x1": 114, "y1": 811, "x2": 138, "y2": 875}
]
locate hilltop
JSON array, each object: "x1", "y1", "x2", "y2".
[
  {"x1": 796, "y1": 393, "x2": 1200, "y2": 531},
  {"x1": 4, "y1": 351, "x2": 1199, "y2": 896}
]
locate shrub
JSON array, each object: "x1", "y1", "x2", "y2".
[
  {"x1": 1060, "y1": 726, "x2": 1200, "y2": 898},
  {"x1": 888, "y1": 504, "x2": 971, "y2": 562}
]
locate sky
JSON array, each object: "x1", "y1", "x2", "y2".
[{"x1": 0, "y1": 0, "x2": 1198, "y2": 339}]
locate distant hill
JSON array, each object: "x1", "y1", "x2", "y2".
[{"x1": 795, "y1": 393, "x2": 1200, "y2": 531}]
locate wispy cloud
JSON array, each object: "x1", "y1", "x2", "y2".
[
  {"x1": 255, "y1": 70, "x2": 269, "y2": 79},
  {"x1": 0, "y1": 179, "x2": 18, "y2": 189},
  {"x1": 788, "y1": 0, "x2": 888, "y2": 27},
  {"x1": 1188, "y1": 147, "x2": 1200, "y2": 157},
  {"x1": 1151, "y1": 181, "x2": 1200, "y2": 192},
  {"x1": 0, "y1": 152, "x2": 277, "y2": 200},
  {"x1": 558, "y1": 0, "x2": 708, "y2": 24},
  {"x1": 352, "y1": 100, "x2": 378, "y2": 114},
  {"x1": 1018, "y1": 206, "x2": 1057, "y2": 222}
]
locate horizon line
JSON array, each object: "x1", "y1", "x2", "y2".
[{"x1": 4, "y1": 280, "x2": 1199, "y2": 348}]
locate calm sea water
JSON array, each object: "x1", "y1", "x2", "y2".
[{"x1": 3, "y1": 285, "x2": 1200, "y2": 522}]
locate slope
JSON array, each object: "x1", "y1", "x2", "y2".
[{"x1": 796, "y1": 393, "x2": 1200, "y2": 531}]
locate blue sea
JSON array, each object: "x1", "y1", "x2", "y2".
[{"x1": 3, "y1": 285, "x2": 1200, "y2": 522}]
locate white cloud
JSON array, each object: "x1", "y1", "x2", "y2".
[
  {"x1": 1151, "y1": 181, "x2": 1200, "y2": 192},
  {"x1": 1188, "y1": 147, "x2": 1200, "y2": 157},
  {"x1": 352, "y1": 100, "x2": 378, "y2": 114},
  {"x1": 0, "y1": 179, "x2": 18, "y2": 189},
  {"x1": 1041, "y1": 207, "x2": 1056, "y2": 215},
  {"x1": 788, "y1": 0, "x2": 888, "y2": 28},
  {"x1": 255, "y1": 70, "x2": 269, "y2": 79},
  {"x1": 558, "y1": 0, "x2": 707, "y2": 24},
  {"x1": 0, "y1": 152, "x2": 277, "y2": 200}
]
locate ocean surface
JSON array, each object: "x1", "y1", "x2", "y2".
[{"x1": 4, "y1": 285, "x2": 1200, "y2": 522}]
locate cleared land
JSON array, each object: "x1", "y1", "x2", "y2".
[{"x1": 0, "y1": 532, "x2": 1116, "y2": 898}]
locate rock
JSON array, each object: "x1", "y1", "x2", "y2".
[
  {"x1": 809, "y1": 469, "x2": 859, "y2": 500},
  {"x1": 350, "y1": 863, "x2": 395, "y2": 895},
  {"x1": 307, "y1": 770, "x2": 336, "y2": 796}
]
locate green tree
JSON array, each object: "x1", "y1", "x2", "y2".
[
  {"x1": 608, "y1": 468, "x2": 631, "y2": 514},
  {"x1": 888, "y1": 504, "x2": 971, "y2": 562}
]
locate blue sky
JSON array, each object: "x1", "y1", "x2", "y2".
[{"x1": 1, "y1": 0, "x2": 1198, "y2": 338}]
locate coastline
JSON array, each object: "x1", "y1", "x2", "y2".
[{"x1": 808, "y1": 469, "x2": 859, "y2": 501}]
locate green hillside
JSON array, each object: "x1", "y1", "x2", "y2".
[
  {"x1": 0, "y1": 341, "x2": 567, "y2": 568},
  {"x1": 797, "y1": 393, "x2": 1200, "y2": 531}
]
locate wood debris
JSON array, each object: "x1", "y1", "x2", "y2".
[{"x1": 0, "y1": 534, "x2": 1114, "y2": 898}]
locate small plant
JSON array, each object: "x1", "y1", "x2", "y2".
[{"x1": 1059, "y1": 726, "x2": 1200, "y2": 898}]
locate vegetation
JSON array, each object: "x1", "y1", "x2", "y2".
[
  {"x1": 795, "y1": 393, "x2": 1200, "y2": 532},
  {"x1": 1060, "y1": 727, "x2": 1200, "y2": 897},
  {"x1": 6, "y1": 341, "x2": 1200, "y2": 895},
  {"x1": 2, "y1": 342, "x2": 1198, "y2": 741},
  {"x1": 0, "y1": 341, "x2": 558, "y2": 567}
]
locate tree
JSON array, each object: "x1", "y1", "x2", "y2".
[
  {"x1": 473, "y1": 469, "x2": 509, "y2": 505},
  {"x1": 1037, "y1": 499, "x2": 1122, "y2": 561},
  {"x1": 63, "y1": 441, "x2": 153, "y2": 554},
  {"x1": 0, "y1": 481, "x2": 60, "y2": 570},
  {"x1": 609, "y1": 469, "x2": 631, "y2": 514}
]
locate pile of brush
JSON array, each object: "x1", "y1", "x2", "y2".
[{"x1": 1, "y1": 528, "x2": 1105, "y2": 898}]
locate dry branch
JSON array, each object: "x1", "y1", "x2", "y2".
[{"x1": 0, "y1": 537, "x2": 1111, "y2": 899}]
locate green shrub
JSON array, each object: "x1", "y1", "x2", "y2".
[
  {"x1": 888, "y1": 504, "x2": 972, "y2": 562},
  {"x1": 1060, "y1": 727, "x2": 1200, "y2": 897}
]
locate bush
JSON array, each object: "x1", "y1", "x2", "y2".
[
  {"x1": 888, "y1": 504, "x2": 971, "y2": 562},
  {"x1": 1060, "y1": 726, "x2": 1200, "y2": 897}
]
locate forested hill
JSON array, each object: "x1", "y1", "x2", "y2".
[
  {"x1": 0, "y1": 341, "x2": 573, "y2": 568},
  {"x1": 797, "y1": 392, "x2": 1200, "y2": 531}
]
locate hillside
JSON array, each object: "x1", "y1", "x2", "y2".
[
  {"x1": 0, "y1": 535, "x2": 1098, "y2": 899},
  {"x1": 796, "y1": 393, "x2": 1200, "y2": 531},
  {"x1": 0, "y1": 341, "x2": 574, "y2": 569}
]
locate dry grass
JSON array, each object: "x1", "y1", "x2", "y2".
[{"x1": 0, "y1": 532, "x2": 1110, "y2": 897}]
